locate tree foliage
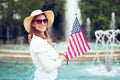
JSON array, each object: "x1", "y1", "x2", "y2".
[
  {"x1": 79, "y1": 0, "x2": 120, "y2": 40},
  {"x1": 0, "y1": 0, "x2": 65, "y2": 44},
  {"x1": 0, "y1": 0, "x2": 120, "y2": 44}
]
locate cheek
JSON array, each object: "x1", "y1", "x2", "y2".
[
  {"x1": 32, "y1": 22, "x2": 35, "y2": 27},
  {"x1": 32, "y1": 23, "x2": 39, "y2": 29}
]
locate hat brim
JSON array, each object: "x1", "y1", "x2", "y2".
[{"x1": 23, "y1": 10, "x2": 54, "y2": 33}]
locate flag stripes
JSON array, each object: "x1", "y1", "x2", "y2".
[{"x1": 66, "y1": 17, "x2": 90, "y2": 60}]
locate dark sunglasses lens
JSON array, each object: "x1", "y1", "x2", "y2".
[
  {"x1": 36, "y1": 20, "x2": 42, "y2": 24},
  {"x1": 36, "y1": 19, "x2": 48, "y2": 24},
  {"x1": 43, "y1": 19, "x2": 48, "y2": 23}
]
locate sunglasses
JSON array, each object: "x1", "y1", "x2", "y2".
[{"x1": 33, "y1": 19, "x2": 48, "y2": 24}]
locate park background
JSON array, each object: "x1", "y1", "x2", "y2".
[
  {"x1": 0, "y1": 0, "x2": 120, "y2": 44},
  {"x1": 0, "y1": 0, "x2": 120, "y2": 80}
]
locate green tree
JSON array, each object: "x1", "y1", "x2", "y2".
[
  {"x1": 0, "y1": 0, "x2": 65, "y2": 44},
  {"x1": 79, "y1": 0, "x2": 120, "y2": 41}
]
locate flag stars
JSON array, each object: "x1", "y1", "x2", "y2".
[{"x1": 71, "y1": 17, "x2": 82, "y2": 34}]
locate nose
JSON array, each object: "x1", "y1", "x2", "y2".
[{"x1": 41, "y1": 21, "x2": 45, "y2": 25}]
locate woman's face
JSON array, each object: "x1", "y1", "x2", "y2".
[{"x1": 32, "y1": 14, "x2": 48, "y2": 33}]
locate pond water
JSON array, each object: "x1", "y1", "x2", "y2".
[
  {"x1": 0, "y1": 42, "x2": 120, "y2": 80},
  {"x1": 0, "y1": 60, "x2": 120, "y2": 80}
]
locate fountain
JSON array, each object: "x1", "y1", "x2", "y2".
[
  {"x1": 55, "y1": 0, "x2": 82, "y2": 52},
  {"x1": 86, "y1": 17, "x2": 91, "y2": 42},
  {"x1": 65, "y1": 0, "x2": 82, "y2": 41},
  {"x1": 91, "y1": 12, "x2": 120, "y2": 74},
  {"x1": 0, "y1": 1, "x2": 120, "y2": 80},
  {"x1": 64, "y1": 0, "x2": 120, "y2": 77},
  {"x1": 110, "y1": 12, "x2": 116, "y2": 29}
]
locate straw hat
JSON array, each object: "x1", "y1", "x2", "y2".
[{"x1": 23, "y1": 10, "x2": 54, "y2": 33}]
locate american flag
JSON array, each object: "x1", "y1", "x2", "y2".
[{"x1": 66, "y1": 17, "x2": 90, "y2": 60}]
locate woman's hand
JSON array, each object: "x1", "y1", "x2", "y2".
[
  {"x1": 60, "y1": 51, "x2": 66, "y2": 62},
  {"x1": 60, "y1": 55, "x2": 66, "y2": 62}
]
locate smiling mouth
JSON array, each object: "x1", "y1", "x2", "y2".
[{"x1": 39, "y1": 26, "x2": 45, "y2": 28}]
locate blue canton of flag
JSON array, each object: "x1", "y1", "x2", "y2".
[
  {"x1": 71, "y1": 17, "x2": 82, "y2": 34},
  {"x1": 66, "y1": 17, "x2": 90, "y2": 60}
]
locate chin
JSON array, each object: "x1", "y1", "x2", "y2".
[{"x1": 39, "y1": 29, "x2": 46, "y2": 32}]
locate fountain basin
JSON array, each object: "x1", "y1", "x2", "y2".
[
  {"x1": 0, "y1": 60, "x2": 120, "y2": 80},
  {"x1": 0, "y1": 44, "x2": 120, "y2": 61}
]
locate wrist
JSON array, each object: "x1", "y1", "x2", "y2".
[{"x1": 61, "y1": 54, "x2": 66, "y2": 57}]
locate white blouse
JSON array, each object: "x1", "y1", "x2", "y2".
[{"x1": 30, "y1": 34, "x2": 61, "y2": 80}]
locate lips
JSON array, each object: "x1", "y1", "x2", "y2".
[{"x1": 38, "y1": 26, "x2": 46, "y2": 31}]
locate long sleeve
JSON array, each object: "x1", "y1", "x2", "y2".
[{"x1": 30, "y1": 35, "x2": 61, "y2": 73}]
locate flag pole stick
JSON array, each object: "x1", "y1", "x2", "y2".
[{"x1": 66, "y1": 60, "x2": 69, "y2": 65}]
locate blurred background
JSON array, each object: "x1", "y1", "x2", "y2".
[
  {"x1": 0, "y1": 0, "x2": 120, "y2": 80},
  {"x1": 0, "y1": 0, "x2": 120, "y2": 44}
]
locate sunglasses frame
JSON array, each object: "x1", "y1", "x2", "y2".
[{"x1": 33, "y1": 19, "x2": 48, "y2": 24}]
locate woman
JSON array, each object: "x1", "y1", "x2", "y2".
[{"x1": 23, "y1": 10, "x2": 66, "y2": 80}]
